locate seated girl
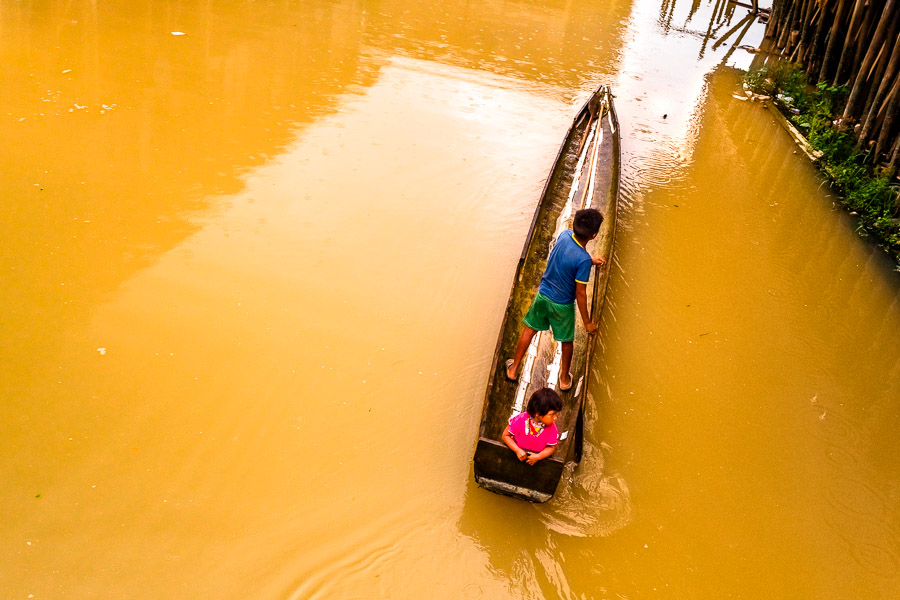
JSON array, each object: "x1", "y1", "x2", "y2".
[{"x1": 502, "y1": 387, "x2": 562, "y2": 465}]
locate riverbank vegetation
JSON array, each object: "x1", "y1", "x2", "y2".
[
  {"x1": 744, "y1": 62, "x2": 900, "y2": 262},
  {"x1": 760, "y1": 0, "x2": 900, "y2": 165}
]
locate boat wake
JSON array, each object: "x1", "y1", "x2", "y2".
[{"x1": 535, "y1": 442, "x2": 632, "y2": 537}]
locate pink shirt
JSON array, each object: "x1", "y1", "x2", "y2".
[{"x1": 508, "y1": 412, "x2": 559, "y2": 453}]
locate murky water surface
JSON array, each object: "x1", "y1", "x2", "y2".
[{"x1": 3, "y1": 0, "x2": 899, "y2": 598}]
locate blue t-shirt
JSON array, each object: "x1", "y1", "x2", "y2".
[{"x1": 537, "y1": 231, "x2": 592, "y2": 304}]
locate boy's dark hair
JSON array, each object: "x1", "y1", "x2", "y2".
[
  {"x1": 526, "y1": 387, "x2": 563, "y2": 417},
  {"x1": 573, "y1": 208, "x2": 603, "y2": 239}
]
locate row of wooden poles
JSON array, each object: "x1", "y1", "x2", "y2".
[{"x1": 762, "y1": 0, "x2": 900, "y2": 166}]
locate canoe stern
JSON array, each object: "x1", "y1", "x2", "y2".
[{"x1": 473, "y1": 438, "x2": 565, "y2": 502}]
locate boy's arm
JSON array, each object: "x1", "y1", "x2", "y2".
[
  {"x1": 575, "y1": 282, "x2": 598, "y2": 335},
  {"x1": 525, "y1": 444, "x2": 557, "y2": 465},
  {"x1": 502, "y1": 425, "x2": 528, "y2": 462}
]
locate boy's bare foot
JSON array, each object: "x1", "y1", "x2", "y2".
[
  {"x1": 505, "y1": 359, "x2": 518, "y2": 382},
  {"x1": 559, "y1": 373, "x2": 573, "y2": 391}
]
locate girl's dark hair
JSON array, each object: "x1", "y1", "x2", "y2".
[
  {"x1": 526, "y1": 387, "x2": 563, "y2": 417},
  {"x1": 573, "y1": 208, "x2": 603, "y2": 239}
]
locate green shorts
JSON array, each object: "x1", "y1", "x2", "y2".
[{"x1": 523, "y1": 293, "x2": 575, "y2": 342}]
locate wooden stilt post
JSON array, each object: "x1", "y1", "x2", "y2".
[
  {"x1": 819, "y1": 0, "x2": 850, "y2": 83},
  {"x1": 844, "y1": 0, "x2": 899, "y2": 121},
  {"x1": 832, "y1": 0, "x2": 867, "y2": 86},
  {"x1": 859, "y1": 38, "x2": 900, "y2": 149},
  {"x1": 875, "y1": 76, "x2": 900, "y2": 157}
]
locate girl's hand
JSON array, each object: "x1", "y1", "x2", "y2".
[
  {"x1": 516, "y1": 449, "x2": 528, "y2": 462},
  {"x1": 525, "y1": 453, "x2": 540, "y2": 465}
]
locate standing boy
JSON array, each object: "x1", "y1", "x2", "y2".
[{"x1": 505, "y1": 208, "x2": 605, "y2": 391}]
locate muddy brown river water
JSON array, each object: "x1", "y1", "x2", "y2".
[{"x1": 2, "y1": 0, "x2": 899, "y2": 598}]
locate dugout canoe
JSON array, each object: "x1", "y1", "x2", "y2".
[{"x1": 473, "y1": 85, "x2": 620, "y2": 502}]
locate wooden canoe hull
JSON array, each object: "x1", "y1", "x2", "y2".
[{"x1": 473, "y1": 85, "x2": 620, "y2": 502}]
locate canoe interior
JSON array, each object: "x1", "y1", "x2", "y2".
[{"x1": 473, "y1": 85, "x2": 620, "y2": 502}]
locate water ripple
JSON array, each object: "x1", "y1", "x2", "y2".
[
  {"x1": 848, "y1": 540, "x2": 900, "y2": 579},
  {"x1": 624, "y1": 138, "x2": 690, "y2": 190},
  {"x1": 536, "y1": 443, "x2": 632, "y2": 537}
]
